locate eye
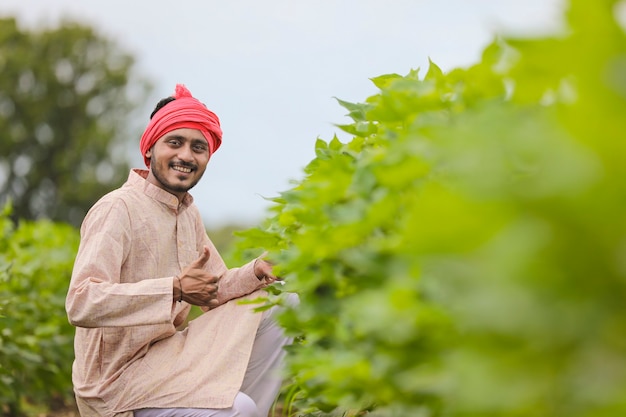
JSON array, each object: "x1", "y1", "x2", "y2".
[
  {"x1": 168, "y1": 139, "x2": 181, "y2": 146},
  {"x1": 193, "y1": 143, "x2": 208, "y2": 153}
]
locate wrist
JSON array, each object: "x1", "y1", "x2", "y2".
[{"x1": 174, "y1": 275, "x2": 183, "y2": 302}]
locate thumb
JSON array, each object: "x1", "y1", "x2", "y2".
[{"x1": 191, "y1": 246, "x2": 211, "y2": 268}]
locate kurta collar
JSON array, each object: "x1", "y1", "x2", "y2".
[{"x1": 128, "y1": 169, "x2": 194, "y2": 211}]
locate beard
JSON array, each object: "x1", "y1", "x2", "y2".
[{"x1": 150, "y1": 159, "x2": 204, "y2": 195}]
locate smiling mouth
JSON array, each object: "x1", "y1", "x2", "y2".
[{"x1": 172, "y1": 165, "x2": 193, "y2": 174}]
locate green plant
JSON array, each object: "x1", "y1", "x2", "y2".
[
  {"x1": 0, "y1": 204, "x2": 80, "y2": 416},
  {"x1": 235, "y1": 0, "x2": 626, "y2": 416}
]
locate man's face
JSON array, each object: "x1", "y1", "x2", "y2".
[{"x1": 144, "y1": 128, "x2": 210, "y2": 199}]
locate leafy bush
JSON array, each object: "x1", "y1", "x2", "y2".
[
  {"x1": 234, "y1": 0, "x2": 626, "y2": 416},
  {"x1": 0, "y1": 204, "x2": 80, "y2": 416}
]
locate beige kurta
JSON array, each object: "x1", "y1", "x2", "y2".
[{"x1": 66, "y1": 169, "x2": 267, "y2": 417}]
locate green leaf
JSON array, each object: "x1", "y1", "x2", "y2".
[
  {"x1": 369, "y1": 73, "x2": 403, "y2": 89},
  {"x1": 424, "y1": 58, "x2": 443, "y2": 81}
]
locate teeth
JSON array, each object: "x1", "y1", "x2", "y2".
[{"x1": 173, "y1": 166, "x2": 192, "y2": 173}]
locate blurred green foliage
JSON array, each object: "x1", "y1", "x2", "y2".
[
  {"x1": 0, "y1": 204, "x2": 80, "y2": 416},
  {"x1": 233, "y1": 0, "x2": 626, "y2": 415},
  {"x1": 0, "y1": 17, "x2": 150, "y2": 227}
]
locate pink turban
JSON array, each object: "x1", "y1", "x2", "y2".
[{"x1": 140, "y1": 84, "x2": 222, "y2": 167}]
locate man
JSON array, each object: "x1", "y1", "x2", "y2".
[{"x1": 66, "y1": 84, "x2": 293, "y2": 417}]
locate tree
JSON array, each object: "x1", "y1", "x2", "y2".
[{"x1": 0, "y1": 17, "x2": 151, "y2": 226}]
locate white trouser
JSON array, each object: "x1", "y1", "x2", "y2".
[
  {"x1": 133, "y1": 392, "x2": 259, "y2": 417},
  {"x1": 134, "y1": 293, "x2": 296, "y2": 417}
]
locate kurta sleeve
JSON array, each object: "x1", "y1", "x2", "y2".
[{"x1": 66, "y1": 197, "x2": 174, "y2": 328}]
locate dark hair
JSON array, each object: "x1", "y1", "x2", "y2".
[{"x1": 150, "y1": 96, "x2": 176, "y2": 119}]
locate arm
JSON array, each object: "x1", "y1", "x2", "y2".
[
  {"x1": 194, "y1": 214, "x2": 272, "y2": 306},
  {"x1": 204, "y1": 236, "x2": 266, "y2": 306},
  {"x1": 65, "y1": 198, "x2": 174, "y2": 328}
]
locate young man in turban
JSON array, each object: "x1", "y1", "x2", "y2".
[{"x1": 66, "y1": 85, "x2": 293, "y2": 417}]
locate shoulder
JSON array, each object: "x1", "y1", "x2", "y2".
[
  {"x1": 90, "y1": 187, "x2": 132, "y2": 213},
  {"x1": 85, "y1": 176, "x2": 154, "y2": 218},
  {"x1": 81, "y1": 187, "x2": 137, "y2": 232}
]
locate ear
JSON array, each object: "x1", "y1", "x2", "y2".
[{"x1": 145, "y1": 149, "x2": 152, "y2": 159}]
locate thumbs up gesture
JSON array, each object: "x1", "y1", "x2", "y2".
[{"x1": 176, "y1": 246, "x2": 220, "y2": 308}]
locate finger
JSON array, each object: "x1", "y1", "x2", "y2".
[
  {"x1": 190, "y1": 246, "x2": 211, "y2": 268},
  {"x1": 262, "y1": 273, "x2": 278, "y2": 284},
  {"x1": 263, "y1": 272, "x2": 277, "y2": 281}
]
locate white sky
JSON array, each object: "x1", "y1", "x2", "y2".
[{"x1": 0, "y1": 0, "x2": 565, "y2": 227}]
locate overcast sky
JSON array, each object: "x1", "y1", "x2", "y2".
[{"x1": 0, "y1": 0, "x2": 565, "y2": 226}]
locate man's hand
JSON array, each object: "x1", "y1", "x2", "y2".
[
  {"x1": 254, "y1": 257, "x2": 280, "y2": 284},
  {"x1": 175, "y1": 246, "x2": 220, "y2": 308}
]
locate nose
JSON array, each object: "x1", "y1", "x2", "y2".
[{"x1": 178, "y1": 143, "x2": 194, "y2": 162}]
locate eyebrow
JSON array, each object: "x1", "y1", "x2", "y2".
[{"x1": 164, "y1": 134, "x2": 208, "y2": 146}]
